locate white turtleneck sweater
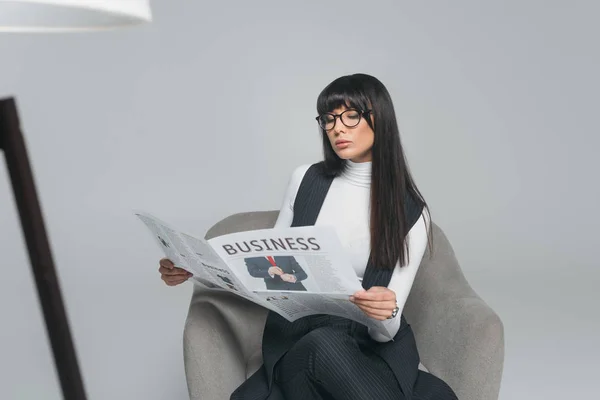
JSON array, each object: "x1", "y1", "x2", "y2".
[{"x1": 274, "y1": 160, "x2": 430, "y2": 342}]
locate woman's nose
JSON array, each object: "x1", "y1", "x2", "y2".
[{"x1": 333, "y1": 118, "x2": 345, "y2": 135}]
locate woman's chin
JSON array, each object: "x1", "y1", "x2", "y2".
[
  {"x1": 335, "y1": 150, "x2": 371, "y2": 162},
  {"x1": 334, "y1": 149, "x2": 355, "y2": 160}
]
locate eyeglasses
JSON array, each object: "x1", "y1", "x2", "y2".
[{"x1": 315, "y1": 109, "x2": 372, "y2": 131}]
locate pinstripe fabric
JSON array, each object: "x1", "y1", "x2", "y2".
[
  {"x1": 274, "y1": 317, "x2": 403, "y2": 400},
  {"x1": 230, "y1": 162, "x2": 459, "y2": 400}
]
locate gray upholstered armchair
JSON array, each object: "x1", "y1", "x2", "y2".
[{"x1": 182, "y1": 211, "x2": 504, "y2": 400}]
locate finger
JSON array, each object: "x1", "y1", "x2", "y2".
[
  {"x1": 354, "y1": 303, "x2": 385, "y2": 320},
  {"x1": 159, "y1": 266, "x2": 191, "y2": 276},
  {"x1": 369, "y1": 286, "x2": 390, "y2": 292},
  {"x1": 356, "y1": 302, "x2": 394, "y2": 315},
  {"x1": 173, "y1": 267, "x2": 192, "y2": 275},
  {"x1": 159, "y1": 266, "x2": 182, "y2": 276},
  {"x1": 163, "y1": 275, "x2": 189, "y2": 285},
  {"x1": 165, "y1": 279, "x2": 187, "y2": 286},
  {"x1": 356, "y1": 304, "x2": 392, "y2": 320},
  {"x1": 365, "y1": 290, "x2": 395, "y2": 300},
  {"x1": 354, "y1": 303, "x2": 395, "y2": 319},
  {"x1": 355, "y1": 291, "x2": 395, "y2": 302},
  {"x1": 169, "y1": 276, "x2": 189, "y2": 285},
  {"x1": 160, "y1": 258, "x2": 174, "y2": 268},
  {"x1": 352, "y1": 299, "x2": 395, "y2": 310}
]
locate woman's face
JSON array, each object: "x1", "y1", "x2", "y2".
[{"x1": 324, "y1": 105, "x2": 374, "y2": 163}]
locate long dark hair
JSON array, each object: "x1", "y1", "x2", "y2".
[{"x1": 316, "y1": 73, "x2": 432, "y2": 270}]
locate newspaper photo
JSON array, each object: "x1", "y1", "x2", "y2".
[{"x1": 134, "y1": 210, "x2": 394, "y2": 339}]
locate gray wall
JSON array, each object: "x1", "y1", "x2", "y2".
[{"x1": 1, "y1": 1, "x2": 597, "y2": 399}]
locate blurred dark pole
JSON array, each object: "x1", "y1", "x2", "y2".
[{"x1": 0, "y1": 96, "x2": 87, "y2": 400}]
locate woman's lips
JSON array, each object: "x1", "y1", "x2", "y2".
[{"x1": 335, "y1": 140, "x2": 351, "y2": 148}]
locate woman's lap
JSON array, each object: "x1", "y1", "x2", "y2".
[{"x1": 273, "y1": 320, "x2": 404, "y2": 400}]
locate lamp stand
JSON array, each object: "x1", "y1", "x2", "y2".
[{"x1": 0, "y1": 96, "x2": 87, "y2": 400}]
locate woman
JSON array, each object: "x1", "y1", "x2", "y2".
[{"x1": 159, "y1": 73, "x2": 458, "y2": 399}]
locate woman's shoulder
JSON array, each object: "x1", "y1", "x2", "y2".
[
  {"x1": 283, "y1": 160, "x2": 337, "y2": 201},
  {"x1": 280, "y1": 162, "x2": 323, "y2": 202},
  {"x1": 287, "y1": 162, "x2": 325, "y2": 186},
  {"x1": 289, "y1": 163, "x2": 313, "y2": 181},
  {"x1": 279, "y1": 163, "x2": 312, "y2": 197},
  {"x1": 275, "y1": 163, "x2": 316, "y2": 218}
]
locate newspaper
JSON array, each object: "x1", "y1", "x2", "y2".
[{"x1": 134, "y1": 211, "x2": 394, "y2": 340}]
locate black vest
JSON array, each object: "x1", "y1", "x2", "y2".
[{"x1": 232, "y1": 161, "x2": 424, "y2": 400}]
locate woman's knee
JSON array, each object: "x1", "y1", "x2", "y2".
[{"x1": 295, "y1": 327, "x2": 357, "y2": 363}]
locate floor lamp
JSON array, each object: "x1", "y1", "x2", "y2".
[{"x1": 0, "y1": 2, "x2": 152, "y2": 399}]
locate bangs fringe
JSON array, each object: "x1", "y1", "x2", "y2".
[{"x1": 317, "y1": 76, "x2": 371, "y2": 115}]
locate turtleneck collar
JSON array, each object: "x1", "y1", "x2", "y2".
[{"x1": 340, "y1": 159, "x2": 371, "y2": 188}]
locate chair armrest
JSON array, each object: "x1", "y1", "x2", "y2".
[
  {"x1": 183, "y1": 210, "x2": 277, "y2": 399},
  {"x1": 183, "y1": 287, "x2": 268, "y2": 400},
  {"x1": 419, "y1": 294, "x2": 504, "y2": 400},
  {"x1": 405, "y1": 224, "x2": 505, "y2": 400}
]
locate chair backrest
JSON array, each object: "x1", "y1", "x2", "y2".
[{"x1": 205, "y1": 211, "x2": 279, "y2": 240}]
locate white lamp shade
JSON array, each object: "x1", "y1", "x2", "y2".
[{"x1": 0, "y1": 0, "x2": 152, "y2": 32}]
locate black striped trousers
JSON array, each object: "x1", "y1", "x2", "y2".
[
  {"x1": 274, "y1": 324, "x2": 402, "y2": 399},
  {"x1": 231, "y1": 314, "x2": 458, "y2": 400},
  {"x1": 271, "y1": 316, "x2": 457, "y2": 400}
]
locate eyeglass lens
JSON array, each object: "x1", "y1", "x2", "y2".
[{"x1": 318, "y1": 110, "x2": 362, "y2": 130}]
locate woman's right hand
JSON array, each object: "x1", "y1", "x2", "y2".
[{"x1": 159, "y1": 258, "x2": 193, "y2": 286}]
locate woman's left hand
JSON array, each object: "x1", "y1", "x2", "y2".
[{"x1": 349, "y1": 286, "x2": 396, "y2": 320}]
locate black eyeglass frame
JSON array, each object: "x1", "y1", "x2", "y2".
[{"x1": 315, "y1": 108, "x2": 372, "y2": 131}]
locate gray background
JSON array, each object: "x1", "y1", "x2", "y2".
[{"x1": 1, "y1": 1, "x2": 598, "y2": 399}]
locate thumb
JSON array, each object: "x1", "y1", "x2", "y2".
[{"x1": 161, "y1": 258, "x2": 175, "y2": 269}]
